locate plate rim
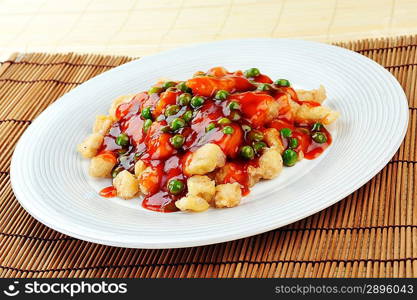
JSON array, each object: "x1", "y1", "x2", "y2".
[{"x1": 10, "y1": 38, "x2": 409, "y2": 248}]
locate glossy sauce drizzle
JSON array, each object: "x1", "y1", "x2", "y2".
[{"x1": 98, "y1": 67, "x2": 332, "y2": 212}]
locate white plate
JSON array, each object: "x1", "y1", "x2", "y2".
[{"x1": 11, "y1": 39, "x2": 408, "y2": 249}]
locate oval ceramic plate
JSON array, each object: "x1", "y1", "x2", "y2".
[{"x1": 11, "y1": 39, "x2": 408, "y2": 248}]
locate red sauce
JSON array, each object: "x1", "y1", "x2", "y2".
[
  {"x1": 99, "y1": 67, "x2": 333, "y2": 212},
  {"x1": 229, "y1": 92, "x2": 276, "y2": 128},
  {"x1": 100, "y1": 186, "x2": 117, "y2": 198},
  {"x1": 269, "y1": 120, "x2": 332, "y2": 159},
  {"x1": 186, "y1": 75, "x2": 255, "y2": 97},
  {"x1": 303, "y1": 127, "x2": 332, "y2": 159},
  {"x1": 253, "y1": 74, "x2": 273, "y2": 84},
  {"x1": 218, "y1": 161, "x2": 258, "y2": 196},
  {"x1": 140, "y1": 156, "x2": 186, "y2": 212}
]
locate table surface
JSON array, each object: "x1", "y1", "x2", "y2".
[
  {"x1": 1, "y1": 0, "x2": 417, "y2": 59},
  {"x1": 0, "y1": 35, "x2": 416, "y2": 278}
]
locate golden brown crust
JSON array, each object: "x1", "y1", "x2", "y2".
[
  {"x1": 185, "y1": 143, "x2": 226, "y2": 175},
  {"x1": 214, "y1": 183, "x2": 242, "y2": 208},
  {"x1": 113, "y1": 170, "x2": 140, "y2": 199}
]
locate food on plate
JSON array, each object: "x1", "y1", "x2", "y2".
[{"x1": 77, "y1": 67, "x2": 339, "y2": 212}]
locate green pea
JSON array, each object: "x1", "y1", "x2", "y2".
[
  {"x1": 222, "y1": 126, "x2": 234, "y2": 135},
  {"x1": 312, "y1": 132, "x2": 327, "y2": 144},
  {"x1": 161, "y1": 125, "x2": 171, "y2": 133},
  {"x1": 149, "y1": 86, "x2": 162, "y2": 94},
  {"x1": 244, "y1": 68, "x2": 260, "y2": 78},
  {"x1": 176, "y1": 81, "x2": 191, "y2": 93},
  {"x1": 240, "y1": 145, "x2": 255, "y2": 160},
  {"x1": 190, "y1": 96, "x2": 204, "y2": 108},
  {"x1": 162, "y1": 81, "x2": 176, "y2": 89},
  {"x1": 111, "y1": 166, "x2": 124, "y2": 178},
  {"x1": 193, "y1": 71, "x2": 206, "y2": 77},
  {"x1": 215, "y1": 90, "x2": 229, "y2": 100},
  {"x1": 141, "y1": 106, "x2": 152, "y2": 119},
  {"x1": 253, "y1": 141, "x2": 267, "y2": 153},
  {"x1": 183, "y1": 110, "x2": 194, "y2": 123},
  {"x1": 228, "y1": 101, "x2": 240, "y2": 110},
  {"x1": 217, "y1": 117, "x2": 231, "y2": 125},
  {"x1": 143, "y1": 119, "x2": 152, "y2": 133},
  {"x1": 248, "y1": 130, "x2": 264, "y2": 142},
  {"x1": 116, "y1": 133, "x2": 129, "y2": 147},
  {"x1": 134, "y1": 153, "x2": 141, "y2": 161},
  {"x1": 206, "y1": 123, "x2": 216, "y2": 132},
  {"x1": 274, "y1": 79, "x2": 290, "y2": 87},
  {"x1": 282, "y1": 149, "x2": 298, "y2": 167},
  {"x1": 177, "y1": 93, "x2": 191, "y2": 106},
  {"x1": 230, "y1": 111, "x2": 241, "y2": 121},
  {"x1": 170, "y1": 134, "x2": 185, "y2": 149},
  {"x1": 167, "y1": 179, "x2": 185, "y2": 195},
  {"x1": 242, "y1": 124, "x2": 252, "y2": 132},
  {"x1": 311, "y1": 122, "x2": 323, "y2": 131},
  {"x1": 280, "y1": 128, "x2": 292, "y2": 138},
  {"x1": 165, "y1": 104, "x2": 180, "y2": 116},
  {"x1": 289, "y1": 137, "x2": 299, "y2": 149},
  {"x1": 170, "y1": 118, "x2": 186, "y2": 131},
  {"x1": 257, "y1": 83, "x2": 272, "y2": 91}
]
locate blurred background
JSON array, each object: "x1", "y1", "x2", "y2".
[{"x1": 1, "y1": 0, "x2": 417, "y2": 60}]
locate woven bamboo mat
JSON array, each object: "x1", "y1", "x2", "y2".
[{"x1": 0, "y1": 35, "x2": 416, "y2": 278}]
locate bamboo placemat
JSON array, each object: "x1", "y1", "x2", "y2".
[{"x1": 0, "y1": 35, "x2": 416, "y2": 278}]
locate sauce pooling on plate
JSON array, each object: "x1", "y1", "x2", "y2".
[{"x1": 87, "y1": 67, "x2": 336, "y2": 212}]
